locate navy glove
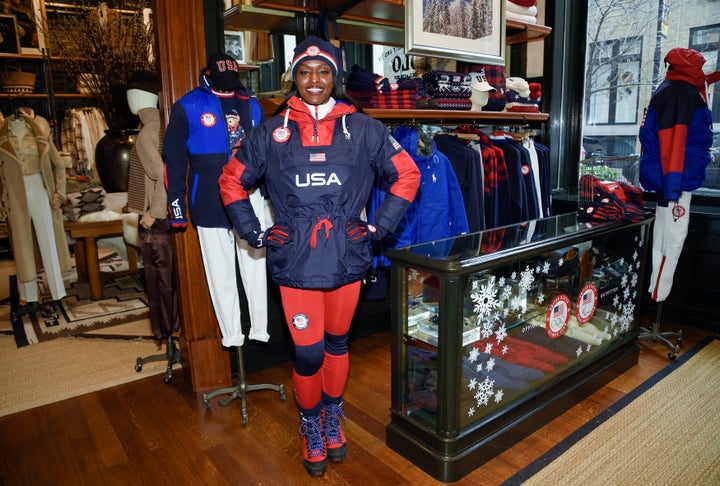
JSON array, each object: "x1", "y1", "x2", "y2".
[
  {"x1": 242, "y1": 225, "x2": 291, "y2": 248},
  {"x1": 265, "y1": 225, "x2": 291, "y2": 247},
  {"x1": 346, "y1": 221, "x2": 369, "y2": 241},
  {"x1": 242, "y1": 229, "x2": 267, "y2": 248},
  {"x1": 367, "y1": 223, "x2": 389, "y2": 241}
]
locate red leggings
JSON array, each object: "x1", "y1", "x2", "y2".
[{"x1": 279, "y1": 282, "x2": 361, "y2": 411}]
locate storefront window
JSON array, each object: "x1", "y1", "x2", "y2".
[{"x1": 582, "y1": 1, "x2": 720, "y2": 196}]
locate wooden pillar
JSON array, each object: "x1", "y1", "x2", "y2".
[{"x1": 153, "y1": 0, "x2": 232, "y2": 392}]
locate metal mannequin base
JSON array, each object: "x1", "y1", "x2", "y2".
[
  {"x1": 638, "y1": 301, "x2": 683, "y2": 360},
  {"x1": 202, "y1": 345, "x2": 286, "y2": 426},
  {"x1": 135, "y1": 335, "x2": 181, "y2": 383}
]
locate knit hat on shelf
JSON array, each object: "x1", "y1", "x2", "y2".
[
  {"x1": 291, "y1": 36, "x2": 340, "y2": 78},
  {"x1": 126, "y1": 70, "x2": 159, "y2": 94},
  {"x1": 206, "y1": 53, "x2": 243, "y2": 91}
]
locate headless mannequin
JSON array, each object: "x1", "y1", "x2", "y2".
[
  {"x1": 2, "y1": 114, "x2": 69, "y2": 304},
  {"x1": 469, "y1": 89, "x2": 490, "y2": 111}
]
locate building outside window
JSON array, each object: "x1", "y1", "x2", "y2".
[{"x1": 583, "y1": 0, "x2": 720, "y2": 194}]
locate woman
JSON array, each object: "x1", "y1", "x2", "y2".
[{"x1": 219, "y1": 36, "x2": 420, "y2": 477}]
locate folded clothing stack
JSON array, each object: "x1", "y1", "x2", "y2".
[
  {"x1": 578, "y1": 174, "x2": 646, "y2": 223},
  {"x1": 421, "y1": 71, "x2": 473, "y2": 110},
  {"x1": 505, "y1": 76, "x2": 540, "y2": 113},
  {"x1": 346, "y1": 64, "x2": 418, "y2": 109},
  {"x1": 506, "y1": 0, "x2": 538, "y2": 24}
]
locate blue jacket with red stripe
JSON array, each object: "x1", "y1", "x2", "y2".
[
  {"x1": 639, "y1": 80, "x2": 713, "y2": 201},
  {"x1": 219, "y1": 95, "x2": 420, "y2": 289},
  {"x1": 163, "y1": 71, "x2": 264, "y2": 228}
]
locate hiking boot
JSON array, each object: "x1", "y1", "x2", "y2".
[
  {"x1": 323, "y1": 402, "x2": 347, "y2": 463},
  {"x1": 299, "y1": 414, "x2": 327, "y2": 477}
]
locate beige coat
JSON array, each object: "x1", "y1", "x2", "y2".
[{"x1": 0, "y1": 114, "x2": 72, "y2": 284}]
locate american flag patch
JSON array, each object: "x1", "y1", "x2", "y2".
[
  {"x1": 389, "y1": 136, "x2": 401, "y2": 151},
  {"x1": 309, "y1": 153, "x2": 326, "y2": 162}
]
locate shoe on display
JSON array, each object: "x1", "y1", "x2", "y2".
[
  {"x1": 299, "y1": 414, "x2": 327, "y2": 477},
  {"x1": 323, "y1": 402, "x2": 347, "y2": 463}
]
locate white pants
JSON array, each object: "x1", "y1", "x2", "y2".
[
  {"x1": 19, "y1": 174, "x2": 66, "y2": 302},
  {"x1": 197, "y1": 190, "x2": 271, "y2": 346},
  {"x1": 649, "y1": 191, "x2": 692, "y2": 302}
]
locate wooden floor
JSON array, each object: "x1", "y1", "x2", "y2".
[{"x1": 0, "y1": 320, "x2": 713, "y2": 485}]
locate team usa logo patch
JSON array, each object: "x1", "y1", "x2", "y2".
[
  {"x1": 273, "y1": 126, "x2": 291, "y2": 142},
  {"x1": 292, "y1": 313, "x2": 310, "y2": 330},
  {"x1": 200, "y1": 112, "x2": 217, "y2": 127},
  {"x1": 672, "y1": 203, "x2": 686, "y2": 219}
]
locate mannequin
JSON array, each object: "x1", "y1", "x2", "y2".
[
  {"x1": 469, "y1": 73, "x2": 496, "y2": 111},
  {"x1": 125, "y1": 70, "x2": 181, "y2": 381},
  {"x1": 0, "y1": 112, "x2": 71, "y2": 305}
]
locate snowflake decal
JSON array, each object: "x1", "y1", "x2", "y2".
[
  {"x1": 537, "y1": 291, "x2": 545, "y2": 305},
  {"x1": 494, "y1": 389, "x2": 504, "y2": 403},
  {"x1": 519, "y1": 266, "x2": 535, "y2": 291},
  {"x1": 486, "y1": 357, "x2": 496, "y2": 371},
  {"x1": 576, "y1": 346, "x2": 583, "y2": 358},
  {"x1": 542, "y1": 261, "x2": 551, "y2": 274},
  {"x1": 471, "y1": 281, "x2": 499, "y2": 319},
  {"x1": 468, "y1": 347, "x2": 480, "y2": 363},
  {"x1": 501, "y1": 285, "x2": 513, "y2": 301},
  {"x1": 494, "y1": 324, "x2": 508, "y2": 343}
]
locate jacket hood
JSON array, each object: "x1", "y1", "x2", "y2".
[
  {"x1": 394, "y1": 125, "x2": 435, "y2": 159},
  {"x1": 664, "y1": 47, "x2": 720, "y2": 101}
]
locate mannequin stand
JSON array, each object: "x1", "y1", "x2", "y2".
[
  {"x1": 638, "y1": 301, "x2": 683, "y2": 360},
  {"x1": 135, "y1": 335, "x2": 181, "y2": 383},
  {"x1": 202, "y1": 345, "x2": 286, "y2": 426},
  {"x1": 9, "y1": 275, "x2": 60, "y2": 328}
]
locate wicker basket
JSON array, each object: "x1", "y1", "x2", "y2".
[{"x1": 2, "y1": 60, "x2": 36, "y2": 94}]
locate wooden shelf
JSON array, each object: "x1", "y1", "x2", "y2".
[
  {"x1": 258, "y1": 98, "x2": 548, "y2": 123},
  {"x1": 505, "y1": 20, "x2": 553, "y2": 44},
  {"x1": 0, "y1": 93, "x2": 91, "y2": 99},
  {"x1": 366, "y1": 108, "x2": 549, "y2": 123}
]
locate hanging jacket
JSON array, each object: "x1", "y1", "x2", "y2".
[
  {"x1": 639, "y1": 47, "x2": 718, "y2": 201},
  {"x1": 392, "y1": 125, "x2": 469, "y2": 242},
  {"x1": 219, "y1": 95, "x2": 420, "y2": 289},
  {"x1": 163, "y1": 68, "x2": 264, "y2": 228}
]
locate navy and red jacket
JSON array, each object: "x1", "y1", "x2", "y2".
[
  {"x1": 163, "y1": 70, "x2": 264, "y2": 228},
  {"x1": 639, "y1": 48, "x2": 716, "y2": 201},
  {"x1": 219, "y1": 95, "x2": 420, "y2": 289}
]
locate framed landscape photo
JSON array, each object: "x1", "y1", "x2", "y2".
[
  {"x1": 224, "y1": 30, "x2": 245, "y2": 64},
  {"x1": 405, "y1": 0, "x2": 505, "y2": 66},
  {"x1": 0, "y1": 14, "x2": 20, "y2": 55}
]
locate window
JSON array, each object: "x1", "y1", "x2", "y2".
[
  {"x1": 583, "y1": 1, "x2": 720, "y2": 196},
  {"x1": 586, "y1": 37, "x2": 642, "y2": 127}
]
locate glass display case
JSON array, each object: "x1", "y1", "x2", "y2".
[{"x1": 384, "y1": 213, "x2": 653, "y2": 482}]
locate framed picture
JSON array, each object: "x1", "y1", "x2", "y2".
[
  {"x1": 0, "y1": 14, "x2": 20, "y2": 55},
  {"x1": 405, "y1": 0, "x2": 505, "y2": 66},
  {"x1": 2, "y1": 0, "x2": 46, "y2": 55},
  {"x1": 224, "y1": 30, "x2": 245, "y2": 64}
]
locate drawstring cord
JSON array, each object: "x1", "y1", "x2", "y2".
[
  {"x1": 310, "y1": 216, "x2": 333, "y2": 248},
  {"x1": 342, "y1": 115, "x2": 351, "y2": 140}
]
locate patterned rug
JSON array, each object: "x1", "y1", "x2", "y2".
[
  {"x1": 503, "y1": 337, "x2": 720, "y2": 485},
  {"x1": 4, "y1": 253, "x2": 150, "y2": 347}
]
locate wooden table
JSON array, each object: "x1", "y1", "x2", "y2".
[{"x1": 65, "y1": 219, "x2": 138, "y2": 300}]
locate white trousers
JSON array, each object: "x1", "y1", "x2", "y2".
[
  {"x1": 197, "y1": 190, "x2": 271, "y2": 346},
  {"x1": 19, "y1": 173, "x2": 66, "y2": 302},
  {"x1": 648, "y1": 191, "x2": 692, "y2": 302}
]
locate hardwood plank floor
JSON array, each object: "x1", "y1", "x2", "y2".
[{"x1": 0, "y1": 321, "x2": 712, "y2": 486}]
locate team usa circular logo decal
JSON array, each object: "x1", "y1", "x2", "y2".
[
  {"x1": 545, "y1": 294, "x2": 571, "y2": 338},
  {"x1": 576, "y1": 282, "x2": 599, "y2": 325},
  {"x1": 672, "y1": 203, "x2": 686, "y2": 219},
  {"x1": 200, "y1": 112, "x2": 217, "y2": 127},
  {"x1": 292, "y1": 313, "x2": 309, "y2": 330},
  {"x1": 273, "y1": 126, "x2": 291, "y2": 142}
]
